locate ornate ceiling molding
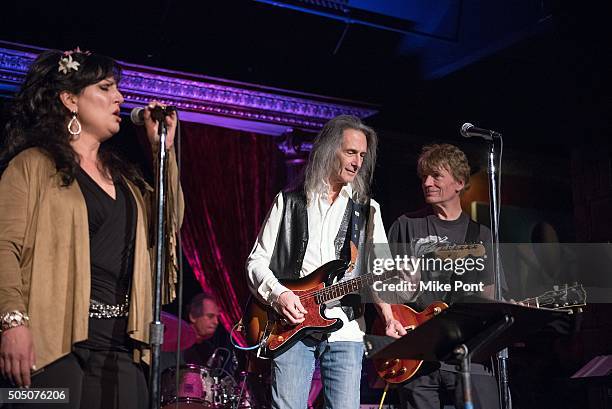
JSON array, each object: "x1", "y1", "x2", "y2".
[{"x1": 0, "y1": 41, "x2": 378, "y2": 133}]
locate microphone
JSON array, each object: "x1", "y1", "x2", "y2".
[
  {"x1": 460, "y1": 123, "x2": 501, "y2": 141},
  {"x1": 130, "y1": 105, "x2": 177, "y2": 125},
  {"x1": 206, "y1": 348, "x2": 219, "y2": 368}
]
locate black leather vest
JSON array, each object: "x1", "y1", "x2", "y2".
[
  {"x1": 269, "y1": 189, "x2": 309, "y2": 280},
  {"x1": 269, "y1": 188, "x2": 368, "y2": 321}
]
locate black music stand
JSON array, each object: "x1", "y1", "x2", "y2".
[{"x1": 365, "y1": 296, "x2": 573, "y2": 409}]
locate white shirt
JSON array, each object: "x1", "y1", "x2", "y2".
[{"x1": 246, "y1": 184, "x2": 389, "y2": 342}]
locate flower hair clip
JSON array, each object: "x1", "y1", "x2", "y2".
[
  {"x1": 58, "y1": 55, "x2": 80, "y2": 74},
  {"x1": 58, "y1": 47, "x2": 91, "y2": 75}
]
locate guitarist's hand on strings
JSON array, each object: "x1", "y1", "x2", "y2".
[
  {"x1": 274, "y1": 291, "x2": 308, "y2": 325},
  {"x1": 385, "y1": 318, "x2": 407, "y2": 339},
  {"x1": 377, "y1": 303, "x2": 408, "y2": 339}
]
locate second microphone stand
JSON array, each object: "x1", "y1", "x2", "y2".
[{"x1": 485, "y1": 136, "x2": 511, "y2": 409}]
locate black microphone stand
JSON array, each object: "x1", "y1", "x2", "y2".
[
  {"x1": 486, "y1": 135, "x2": 512, "y2": 409},
  {"x1": 149, "y1": 110, "x2": 170, "y2": 409}
]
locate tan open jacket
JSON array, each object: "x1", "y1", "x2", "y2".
[{"x1": 0, "y1": 147, "x2": 184, "y2": 369}]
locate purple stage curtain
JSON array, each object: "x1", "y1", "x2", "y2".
[{"x1": 178, "y1": 122, "x2": 284, "y2": 342}]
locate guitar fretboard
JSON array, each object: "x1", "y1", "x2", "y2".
[
  {"x1": 314, "y1": 269, "x2": 397, "y2": 304},
  {"x1": 522, "y1": 298, "x2": 539, "y2": 308}
]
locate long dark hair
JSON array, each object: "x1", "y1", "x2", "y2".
[{"x1": 0, "y1": 49, "x2": 144, "y2": 188}]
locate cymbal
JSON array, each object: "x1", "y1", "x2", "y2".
[{"x1": 161, "y1": 311, "x2": 197, "y2": 352}]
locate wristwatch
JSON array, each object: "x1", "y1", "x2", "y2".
[{"x1": 0, "y1": 310, "x2": 30, "y2": 333}]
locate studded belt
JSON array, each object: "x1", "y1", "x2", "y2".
[{"x1": 89, "y1": 295, "x2": 129, "y2": 319}]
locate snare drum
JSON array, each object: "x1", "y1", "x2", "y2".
[{"x1": 160, "y1": 364, "x2": 213, "y2": 408}]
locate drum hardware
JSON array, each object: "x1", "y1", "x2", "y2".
[{"x1": 160, "y1": 365, "x2": 257, "y2": 408}]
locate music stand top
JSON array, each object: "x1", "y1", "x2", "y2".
[{"x1": 366, "y1": 296, "x2": 572, "y2": 364}]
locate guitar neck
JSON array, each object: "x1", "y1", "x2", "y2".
[
  {"x1": 316, "y1": 269, "x2": 397, "y2": 303},
  {"x1": 520, "y1": 297, "x2": 539, "y2": 308},
  {"x1": 518, "y1": 283, "x2": 586, "y2": 309}
]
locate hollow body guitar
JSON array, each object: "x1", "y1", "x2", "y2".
[{"x1": 373, "y1": 283, "x2": 587, "y2": 383}]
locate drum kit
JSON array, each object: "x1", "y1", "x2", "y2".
[{"x1": 159, "y1": 312, "x2": 269, "y2": 409}]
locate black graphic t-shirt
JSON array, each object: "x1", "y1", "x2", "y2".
[
  {"x1": 388, "y1": 208, "x2": 498, "y2": 375},
  {"x1": 388, "y1": 209, "x2": 494, "y2": 308}
]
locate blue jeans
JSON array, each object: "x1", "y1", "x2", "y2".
[{"x1": 271, "y1": 337, "x2": 364, "y2": 409}]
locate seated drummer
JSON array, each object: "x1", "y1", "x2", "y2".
[
  {"x1": 185, "y1": 293, "x2": 230, "y2": 366},
  {"x1": 162, "y1": 292, "x2": 240, "y2": 373}
]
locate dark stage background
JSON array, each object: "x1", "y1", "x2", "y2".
[{"x1": 1, "y1": 1, "x2": 612, "y2": 408}]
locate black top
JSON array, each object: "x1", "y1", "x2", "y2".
[
  {"x1": 388, "y1": 209, "x2": 494, "y2": 308},
  {"x1": 75, "y1": 168, "x2": 137, "y2": 350},
  {"x1": 388, "y1": 209, "x2": 496, "y2": 375}
]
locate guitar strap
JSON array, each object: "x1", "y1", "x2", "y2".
[
  {"x1": 331, "y1": 198, "x2": 369, "y2": 321},
  {"x1": 335, "y1": 198, "x2": 368, "y2": 272},
  {"x1": 347, "y1": 199, "x2": 365, "y2": 272},
  {"x1": 440, "y1": 219, "x2": 482, "y2": 306},
  {"x1": 464, "y1": 218, "x2": 481, "y2": 244},
  {"x1": 334, "y1": 200, "x2": 353, "y2": 262}
]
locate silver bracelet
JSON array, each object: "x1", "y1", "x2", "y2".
[{"x1": 0, "y1": 310, "x2": 30, "y2": 332}]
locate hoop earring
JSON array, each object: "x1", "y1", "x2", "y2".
[{"x1": 67, "y1": 111, "x2": 81, "y2": 136}]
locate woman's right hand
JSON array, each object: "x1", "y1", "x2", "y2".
[
  {"x1": 142, "y1": 101, "x2": 178, "y2": 149},
  {"x1": 0, "y1": 326, "x2": 35, "y2": 387}
]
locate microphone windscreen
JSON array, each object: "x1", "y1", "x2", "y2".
[
  {"x1": 460, "y1": 123, "x2": 474, "y2": 138},
  {"x1": 130, "y1": 107, "x2": 145, "y2": 125}
]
